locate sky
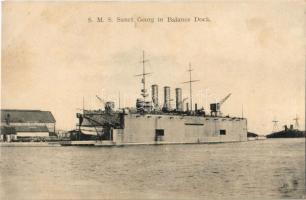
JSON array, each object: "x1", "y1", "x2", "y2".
[{"x1": 1, "y1": 1, "x2": 305, "y2": 135}]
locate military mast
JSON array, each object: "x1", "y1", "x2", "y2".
[
  {"x1": 183, "y1": 63, "x2": 199, "y2": 111},
  {"x1": 135, "y1": 51, "x2": 151, "y2": 105}
]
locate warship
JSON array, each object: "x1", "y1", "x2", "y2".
[
  {"x1": 266, "y1": 125, "x2": 305, "y2": 138},
  {"x1": 65, "y1": 52, "x2": 248, "y2": 146}
]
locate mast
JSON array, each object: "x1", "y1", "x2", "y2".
[
  {"x1": 82, "y1": 96, "x2": 85, "y2": 114},
  {"x1": 183, "y1": 63, "x2": 199, "y2": 111},
  {"x1": 135, "y1": 50, "x2": 151, "y2": 102},
  {"x1": 242, "y1": 104, "x2": 244, "y2": 118},
  {"x1": 118, "y1": 91, "x2": 121, "y2": 109},
  {"x1": 142, "y1": 51, "x2": 147, "y2": 102}
]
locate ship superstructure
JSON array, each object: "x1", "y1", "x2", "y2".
[{"x1": 73, "y1": 52, "x2": 247, "y2": 145}]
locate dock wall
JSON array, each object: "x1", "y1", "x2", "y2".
[{"x1": 115, "y1": 114, "x2": 247, "y2": 144}]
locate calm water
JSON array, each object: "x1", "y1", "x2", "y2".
[{"x1": 0, "y1": 139, "x2": 305, "y2": 199}]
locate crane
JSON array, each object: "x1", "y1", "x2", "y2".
[
  {"x1": 96, "y1": 95, "x2": 109, "y2": 111},
  {"x1": 210, "y1": 93, "x2": 232, "y2": 116},
  {"x1": 96, "y1": 95, "x2": 106, "y2": 105}
]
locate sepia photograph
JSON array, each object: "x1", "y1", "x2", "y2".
[{"x1": 0, "y1": 1, "x2": 305, "y2": 199}]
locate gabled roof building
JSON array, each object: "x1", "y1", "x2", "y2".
[{"x1": 1, "y1": 109, "x2": 56, "y2": 137}]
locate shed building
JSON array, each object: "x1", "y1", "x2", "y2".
[{"x1": 1, "y1": 109, "x2": 56, "y2": 138}]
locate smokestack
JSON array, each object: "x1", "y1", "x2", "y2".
[
  {"x1": 163, "y1": 86, "x2": 171, "y2": 111},
  {"x1": 186, "y1": 103, "x2": 189, "y2": 112},
  {"x1": 151, "y1": 84, "x2": 159, "y2": 108},
  {"x1": 195, "y1": 103, "x2": 197, "y2": 112},
  {"x1": 175, "y1": 88, "x2": 182, "y2": 111}
]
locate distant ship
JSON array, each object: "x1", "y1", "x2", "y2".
[
  {"x1": 266, "y1": 125, "x2": 305, "y2": 138},
  {"x1": 63, "y1": 52, "x2": 248, "y2": 146}
]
